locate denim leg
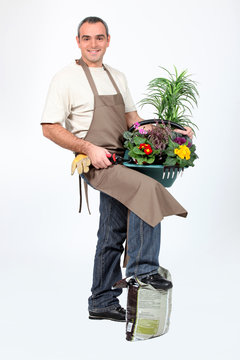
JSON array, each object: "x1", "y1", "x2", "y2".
[
  {"x1": 126, "y1": 211, "x2": 161, "y2": 278},
  {"x1": 88, "y1": 192, "x2": 128, "y2": 312}
]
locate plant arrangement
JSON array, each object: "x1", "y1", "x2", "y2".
[
  {"x1": 123, "y1": 121, "x2": 198, "y2": 168},
  {"x1": 138, "y1": 66, "x2": 199, "y2": 131},
  {"x1": 123, "y1": 66, "x2": 199, "y2": 169}
]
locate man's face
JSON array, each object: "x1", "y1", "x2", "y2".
[{"x1": 76, "y1": 22, "x2": 110, "y2": 67}]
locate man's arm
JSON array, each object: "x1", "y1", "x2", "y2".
[
  {"x1": 42, "y1": 123, "x2": 112, "y2": 169},
  {"x1": 125, "y1": 111, "x2": 143, "y2": 128},
  {"x1": 125, "y1": 111, "x2": 153, "y2": 132}
]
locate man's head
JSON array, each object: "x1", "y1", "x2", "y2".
[
  {"x1": 76, "y1": 17, "x2": 110, "y2": 67},
  {"x1": 77, "y1": 17, "x2": 109, "y2": 39}
]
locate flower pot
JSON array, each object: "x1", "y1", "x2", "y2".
[{"x1": 123, "y1": 159, "x2": 181, "y2": 188}]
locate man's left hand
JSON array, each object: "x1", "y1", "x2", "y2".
[{"x1": 174, "y1": 126, "x2": 194, "y2": 139}]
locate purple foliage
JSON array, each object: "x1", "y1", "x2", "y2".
[
  {"x1": 174, "y1": 137, "x2": 192, "y2": 147},
  {"x1": 148, "y1": 122, "x2": 172, "y2": 155}
]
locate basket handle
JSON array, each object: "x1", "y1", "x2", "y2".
[{"x1": 128, "y1": 119, "x2": 186, "y2": 132}]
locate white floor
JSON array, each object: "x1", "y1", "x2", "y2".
[{"x1": 1, "y1": 182, "x2": 239, "y2": 360}]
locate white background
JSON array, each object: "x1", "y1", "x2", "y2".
[{"x1": 0, "y1": 0, "x2": 240, "y2": 359}]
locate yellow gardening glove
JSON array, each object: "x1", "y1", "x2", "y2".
[{"x1": 71, "y1": 154, "x2": 91, "y2": 175}]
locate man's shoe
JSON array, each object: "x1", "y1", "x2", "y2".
[
  {"x1": 140, "y1": 273, "x2": 173, "y2": 290},
  {"x1": 89, "y1": 306, "x2": 126, "y2": 322}
]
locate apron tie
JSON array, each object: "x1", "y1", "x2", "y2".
[{"x1": 78, "y1": 175, "x2": 91, "y2": 215}]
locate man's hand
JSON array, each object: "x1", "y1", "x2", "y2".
[
  {"x1": 42, "y1": 124, "x2": 112, "y2": 169},
  {"x1": 86, "y1": 144, "x2": 112, "y2": 169},
  {"x1": 174, "y1": 126, "x2": 194, "y2": 139}
]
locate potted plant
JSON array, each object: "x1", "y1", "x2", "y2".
[
  {"x1": 138, "y1": 66, "x2": 199, "y2": 131},
  {"x1": 122, "y1": 66, "x2": 199, "y2": 187},
  {"x1": 124, "y1": 120, "x2": 197, "y2": 166}
]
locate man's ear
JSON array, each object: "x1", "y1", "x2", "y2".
[
  {"x1": 107, "y1": 35, "x2": 111, "y2": 47},
  {"x1": 76, "y1": 36, "x2": 80, "y2": 48}
]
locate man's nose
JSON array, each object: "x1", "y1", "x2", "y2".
[{"x1": 90, "y1": 38, "x2": 97, "y2": 48}]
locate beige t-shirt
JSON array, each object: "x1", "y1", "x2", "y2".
[{"x1": 41, "y1": 62, "x2": 136, "y2": 138}]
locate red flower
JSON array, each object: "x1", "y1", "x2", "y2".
[
  {"x1": 144, "y1": 147, "x2": 153, "y2": 155},
  {"x1": 139, "y1": 143, "x2": 146, "y2": 150},
  {"x1": 138, "y1": 143, "x2": 153, "y2": 155}
]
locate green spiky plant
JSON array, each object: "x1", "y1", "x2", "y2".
[{"x1": 139, "y1": 66, "x2": 199, "y2": 131}]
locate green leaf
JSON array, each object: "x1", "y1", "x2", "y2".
[
  {"x1": 163, "y1": 157, "x2": 177, "y2": 166},
  {"x1": 137, "y1": 65, "x2": 199, "y2": 130},
  {"x1": 124, "y1": 140, "x2": 134, "y2": 150},
  {"x1": 128, "y1": 150, "x2": 135, "y2": 158},
  {"x1": 123, "y1": 131, "x2": 133, "y2": 140},
  {"x1": 146, "y1": 156, "x2": 155, "y2": 164},
  {"x1": 167, "y1": 139, "x2": 179, "y2": 150},
  {"x1": 134, "y1": 137, "x2": 147, "y2": 146},
  {"x1": 164, "y1": 149, "x2": 175, "y2": 156},
  {"x1": 132, "y1": 146, "x2": 145, "y2": 155},
  {"x1": 135, "y1": 156, "x2": 145, "y2": 165}
]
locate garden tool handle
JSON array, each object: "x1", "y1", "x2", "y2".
[
  {"x1": 128, "y1": 119, "x2": 186, "y2": 133},
  {"x1": 106, "y1": 153, "x2": 123, "y2": 164}
]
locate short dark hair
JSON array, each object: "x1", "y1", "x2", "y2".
[{"x1": 77, "y1": 17, "x2": 109, "y2": 38}]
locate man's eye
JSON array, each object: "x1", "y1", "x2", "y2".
[{"x1": 97, "y1": 37, "x2": 104, "y2": 41}]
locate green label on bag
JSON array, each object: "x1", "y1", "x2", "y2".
[{"x1": 136, "y1": 319, "x2": 160, "y2": 335}]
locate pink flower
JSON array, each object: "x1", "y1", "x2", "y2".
[
  {"x1": 139, "y1": 128, "x2": 148, "y2": 135},
  {"x1": 133, "y1": 122, "x2": 140, "y2": 129}
]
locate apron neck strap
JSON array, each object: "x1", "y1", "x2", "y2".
[
  {"x1": 77, "y1": 58, "x2": 98, "y2": 95},
  {"x1": 102, "y1": 64, "x2": 121, "y2": 94},
  {"x1": 77, "y1": 58, "x2": 121, "y2": 95}
]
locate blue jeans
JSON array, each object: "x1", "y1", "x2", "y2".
[{"x1": 88, "y1": 192, "x2": 161, "y2": 312}]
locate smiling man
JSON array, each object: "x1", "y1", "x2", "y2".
[
  {"x1": 76, "y1": 21, "x2": 110, "y2": 67},
  {"x1": 41, "y1": 17, "x2": 191, "y2": 322}
]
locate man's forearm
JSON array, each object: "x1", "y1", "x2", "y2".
[
  {"x1": 125, "y1": 111, "x2": 144, "y2": 128},
  {"x1": 42, "y1": 123, "x2": 92, "y2": 154}
]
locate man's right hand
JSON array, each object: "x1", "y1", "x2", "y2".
[{"x1": 86, "y1": 144, "x2": 112, "y2": 169}]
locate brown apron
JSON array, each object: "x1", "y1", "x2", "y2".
[{"x1": 77, "y1": 58, "x2": 187, "y2": 227}]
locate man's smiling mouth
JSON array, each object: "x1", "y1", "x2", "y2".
[{"x1": 88, "y1": 50, "x2": 100, "y2": 54}]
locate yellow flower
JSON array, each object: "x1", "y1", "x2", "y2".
[{"x1": 174, "y1": 145, "x2": 191, "y2": 160}]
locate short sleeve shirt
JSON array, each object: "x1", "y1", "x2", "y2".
[{"x1": 41, "y1": 62, "x2": 136, "y2": 138}]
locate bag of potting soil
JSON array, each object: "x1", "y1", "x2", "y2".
[{"x1": 114, "y1": 266, "x2": 172, "y2": 341}]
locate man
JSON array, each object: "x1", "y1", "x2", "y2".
[{"x1": 41, "y1": 17, "x2": 192, "y2": 322}]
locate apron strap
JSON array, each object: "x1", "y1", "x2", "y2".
[
  {"x1": 84, "y1": 180, "x2": 91, "y2": 215},
  {"x1": 102, "y1": 64, "x2": 121, "y2": 94},
  {"x1": 77, "y1": 58, "x2": 121, "y2": 96},
  {"x1": 78, "y1": 174, "x2": 82, "y2": 213},
  {"x1": 77, "y1": 58, "x2": 99, "y2": 96},
  {"x1": 78, "y1": 175, "x2": 91, "y2": 215}
]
